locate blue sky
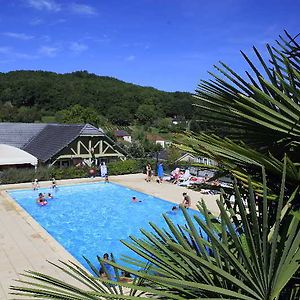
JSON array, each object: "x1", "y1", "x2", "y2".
[{"x1": 0, "y1": 0, "x2": 299, "y2": 92}]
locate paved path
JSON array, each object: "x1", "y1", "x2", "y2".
[{"x1": 0, "y1": 174, "x2": 220, "y2": 298}]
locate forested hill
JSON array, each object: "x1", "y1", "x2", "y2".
[{"x1": 0, "y1": 70, "x2": 195, "y2": 125}]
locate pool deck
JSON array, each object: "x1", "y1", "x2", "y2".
[{"x1": 0, "y1": 173, "x2": 220, "y2": 298}]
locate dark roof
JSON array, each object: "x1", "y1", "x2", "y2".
[
  {"x1": 115, "y1": 129, "x2": 130, "y2": 137},
  {"x1": 81, "y1": 124, "x2": 105, "y2": 136},
  {"x1": 0, "y1": 123, "x2": 108, "y2": 162},
  {"x1": 23, "y1": 124, "x2": 84, "y2": 162},
  {"x1": 0, "y1": 123, "x2": 46, "y2": 148}
]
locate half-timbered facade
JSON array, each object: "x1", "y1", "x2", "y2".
[{"x1": 0, "y1": 123, "x2": 126, "y2": 167}]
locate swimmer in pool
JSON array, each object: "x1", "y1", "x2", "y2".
[
  {"x1": 167, "y1": 206, "x2": 179, "y2": 215},
  {"x1": 36, "y1": 193, "x2": 47, "y2": 206},
  {"x1": 131, "y1": 196, "x2": 142, "y2": 203}
]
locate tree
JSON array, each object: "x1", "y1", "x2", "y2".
[
  {"x1": 123, "y1": 140, "x2": 146, "y2": 158},
  {"x1": 135, "y1": 104, "x2": 156, "y2": 124},
  {"x1": 106, "y1": 106, "x2": 132, "y2": 125},
  {"x1": 56, "y1": 104, "x2": 100, "y2": 126},
  {"x1": 10, "y1": 32, "x2": 300, "y2": 299},
  {"x1": 156, "y1": 117, "x2": 173, "y2": 133},
  {"x1": 178, "y1": 31, "x2": 300, "y2": 197},
  {"x1": 16, "y1": 106, "x2": 41, "y2": 122}
]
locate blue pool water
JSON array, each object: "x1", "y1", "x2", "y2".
[{"x1": 9, "y1": 183, "x2": 202, "y2": 271}]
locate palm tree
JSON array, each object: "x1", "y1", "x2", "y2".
[
  {"x1": 11, "y1": 164, "x2": 300, "y2": 299},
  {"x1": 183, "y1": 31, "x2": 300, "y2": 191},
  {"x1": 10, "y1": 32, "x2": 300, "y2": 299}
]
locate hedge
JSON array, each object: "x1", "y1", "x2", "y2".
[
  {"x1": 0, "y1": 159, "x2": 153, "y2": 184},
  {"x1": 107, "y1": 159, "x2": 146, "y2": 175},
  {"x1": 0, "y1": 166, "x2": 88, "y2": 184}
]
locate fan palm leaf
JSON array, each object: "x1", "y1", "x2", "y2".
[
  {"x1": 193, "y1": 32, "x2": 300, "y2": 159},
  {"x1": 10, "y1": 162, "x2": 300, "y2": 299}
]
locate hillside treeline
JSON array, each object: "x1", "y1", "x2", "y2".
[{"x1": 0, "y1": 70, "x2": 195, "y2": 126}]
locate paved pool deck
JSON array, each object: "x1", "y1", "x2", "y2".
[{"x1": 0, "y1": 173, "x2": 220, "y2": 298}]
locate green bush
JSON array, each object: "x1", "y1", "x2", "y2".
[
  {"x1": 0, "y1": 159, "x2": 154, "y2": 184},
  {"x1": 107, "y1": 159, "x2": 145, "y2": 175},
  {"x1": 0, "y1": 167, "x2": 51, "y2": 184},
  {"x1": 0, "y1": 166, "x2": 89, "y2": 184},
  {"x1": 51, "y1": 166, "x2": 88, "y2": 180}
]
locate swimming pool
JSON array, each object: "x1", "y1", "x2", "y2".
[{"x1": 8, "y1": 182, "x2": 202, "y2": 271}]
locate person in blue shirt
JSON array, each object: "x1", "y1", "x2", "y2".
[
  {"x1": 99, "y1": 253, "x2": 116, "y2": 281},
  {"x1": 157, "y1": 162, "x2": 164, "y2": 183}
]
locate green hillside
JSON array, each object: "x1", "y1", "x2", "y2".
[{"x1": 0, "y1": 70, "x2": 195, "y2": 126}]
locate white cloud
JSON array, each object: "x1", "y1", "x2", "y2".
[
  {"x1": 125, "y1": 55, "x2": 135, "y2": 61},
  {"x1": 3, "y1": 32, "x2": 34, "y2": 40},
  {"x1": 69, "y1": 42, "x2": 88, "y2": 54},
  {"x1": 15, "y1": 52, "x2": 38, "y2": 59},
  {"x1": 0, "y1": 46, "x2": 38, "y2": 60},
  {"x1": 70, "y1": 3, "x2": 97, "y2": 15},
  {"x1": 70, "y1": 42, "x2": 88, "y2": 53},
  {"x1": 27, "y1": 0, "x2": 61, "y2": 12},
  {"x1": 38, "y1": 45, "x2": 59, "y2": 57}
]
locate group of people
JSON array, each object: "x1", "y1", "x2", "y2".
[
  {"x1": 131, "y1": 192, "x2": 191, "y2": 208},
  {"x1": 36, "y1": 192, "x2": 54, "y2": 206},
  {"x1": 32, "y1": 177, "x2": 57, "y2": 190},
  {"x1": 33, "y1": 177, "x2": 57, "y2": 206},
  {"x1": 89, "y1": 162, "x2": 109, "y2": 182},
  {"x1": 145, "y1": 162, "x2": 164, "y2": 183},
  {"x1": 165, "y1": 192, "x2": 192, "y2": 216}
]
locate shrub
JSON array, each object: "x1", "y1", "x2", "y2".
[
  {"x1": 0, "y1": 166, "x2": 88, "y2": 184},
  {"x1": 107, "y1": 159, "x2": 144, "y2": 175},
  {"x1": 51, "y1": 166, "x2": 88, "y2": 180},
  {"x1": 0, "y1": 167, "x2": 51, "y2": 184}
]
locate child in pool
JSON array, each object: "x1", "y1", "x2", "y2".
[
  {"x1": 131, "y1": 196, "x2": 142, "y2": 203},
  {"x1": 167, "y1": 206, "x2": 179, "y2": 215},
  {"x1": 36, "y1": 193, "x2": 48, "y2": 206}
]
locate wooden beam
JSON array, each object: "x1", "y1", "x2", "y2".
[
  {"x1": 56, "y1": 153, "x2": 124, "y2": 160},
  {"x1": 70, "y1": 147, "x2": 77, "y2": 155}
]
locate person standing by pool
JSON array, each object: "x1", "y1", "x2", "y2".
[
  {"x1": 100, "y1": 162, "x2": 108, "y2": 177},
  {"x1": 99, "y1": 253, "x2": 116, "y2": 280},
  {"x1": 182, "y1": 192, "x2": 191, "y2": 208},
  {"x1": 157, "y1": 162, "x2": 164, "y2": 183},
  {"x1": 105, "y1": 174, "x2": 109, "y2": 183},
  {"x1": 145, "y1": 163, "x2": 152, "y2": 182},
  {"x1": 51, "y1": 177, "x2": 57, "y2": 189},
  {"x1": 32, "y1": 178, "x2": 39, "y2": 190},
  {"x1": 99, "y1": 253, "x2": 110, "y2": 277}
]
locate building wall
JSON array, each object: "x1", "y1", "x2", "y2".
[
  {"x1": 123, "y1": 135, "x2": 132, "y2": 143},
  {"x1": 51, "y1": 135, "x2": 125, "y2": 166}
]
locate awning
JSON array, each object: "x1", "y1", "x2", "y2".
[{"x1": 0, "y1": 144, "x2": 38, "y2": 166}]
